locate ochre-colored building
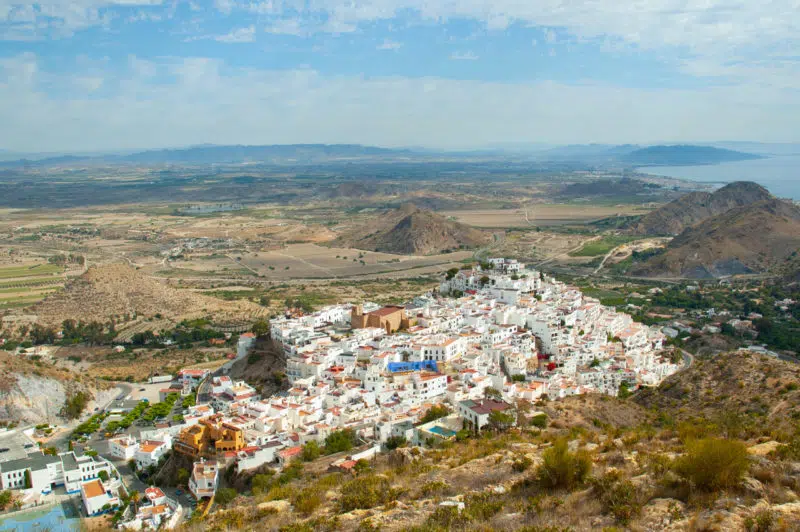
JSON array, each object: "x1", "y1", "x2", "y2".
[
  {"x1": 351, "y1": 305, "x2": 410, "y2": 334},
  {"x1": 174, "y1": 414, "x2": 245, "y2": 458}
]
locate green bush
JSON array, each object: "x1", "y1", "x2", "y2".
[
  {"x1": 530, "y1": 414, "x2": 548, "y2": 429},
  {"x1": 215, "y1": 487, "x2": 238, "y2": 506},
  {"x1": 536, "y1": 438, "x2": 591, "y2": 490},
  {"x1": 673, "y1": 438, "x2": 749, "y2": 492},
  {"x1": 301, "y1": 441, "x2": 321, "y2": 462}
]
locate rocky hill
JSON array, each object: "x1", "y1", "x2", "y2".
[
  {"x1": 630, "y1": 198, "x2": 800, "y2": 278},
  {"x1": 635, "y1": 351, "x2": 800, "y2": 434},
  {"x1": 31, "y1": 263, "x2": 264, "y2": 329},
  {"x1": 333, "y1": 204, "x2": 490, "y2": 255},
  {"x1": 0, "y1": 351, "x2": 114, "y2": 425},
  {"x1": 628, "y1": 181, "x2": 773, "y2": 236}
]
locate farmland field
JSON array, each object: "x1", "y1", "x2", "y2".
[
  {"x1": 0, "y1": 263, "x2": 65, "y2": 309},
  {"x1": 568, "y1": 236, "x2": 640, "y2": 257},
  {"x1": 442, "y1": 204, "x2": 651, "y2": 228}
]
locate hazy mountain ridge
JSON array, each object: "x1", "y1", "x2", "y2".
[
  {"x1": 622, "y1": 144, "x2": 763, "y2": 166},
  {"x1": 0, "y1": 143, "x2": 763, "y2": 167}
]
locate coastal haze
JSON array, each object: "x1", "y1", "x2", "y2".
[{"x1": 639, "y1": 154, "x2": 800, "y2": 200}]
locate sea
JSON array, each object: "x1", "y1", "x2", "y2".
[{"x1": 637, "y1": 155, "x2": 800, "y2": 201}]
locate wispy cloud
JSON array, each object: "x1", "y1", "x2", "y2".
[
  {"x1": 215, "y1": 25, "x2": 255, "y2": 43},
  {"x1": 377, "y1": 38, "x2": 402, "y2": 50},
  {"x1": 450, "y1": 51, "x2": 479, "y2": 61},
  {"x1": 2, "y1": 54, "x2": 798, "y2": 153}
]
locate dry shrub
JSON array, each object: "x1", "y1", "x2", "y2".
[
  {"x1": 536, "y1": 439, "x2": 592, "y2": 490},
  {"x1": 673, "y1": 438, "x2": 749, "y2": 492}
]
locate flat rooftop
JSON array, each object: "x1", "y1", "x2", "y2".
[{"x1": 0, "y1": 431, "x2": 38, "y2": 463}]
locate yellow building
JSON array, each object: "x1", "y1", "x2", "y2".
[{"x1": 174, "y1": 414, "x2": 245, "y2": 458}]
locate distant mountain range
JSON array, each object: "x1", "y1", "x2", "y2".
[
  {"x1": 0, "y1": 143, "x2": 764, "y2": 167},
  {"x1": 620, "y1": 145, "x2": 762, "y2": 166}
]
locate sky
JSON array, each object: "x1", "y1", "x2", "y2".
[{"x1": 0, "y1": 1, "x2": 799, "y2": 152}]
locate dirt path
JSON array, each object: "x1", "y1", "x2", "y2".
[
  {"x1": 534, "y1": 236, "x2": 600, "y2": 267},
  {"x1": 273, "y1": 251, "x2": 339, "y2": 278}
]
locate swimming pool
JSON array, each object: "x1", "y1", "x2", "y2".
[
  {"x1": 0, "y1": 500, "x2": 81, "y2": 531},
  {"x1": 428, "y1": 425, "x2": 457, "y2": 438}
]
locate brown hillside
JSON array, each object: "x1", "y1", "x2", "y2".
[
  {"x1": 333, "y1": 204, "x2": 490, "y2": 255},
  {"x1": 628, "y1": 181, "x2": 772, "y2": 236},
  {"x1": 630, "y1": 198, "x2": 800, "y2": 278},
  {"x1": 634, "y1": 351, "x2": 800, "y2": 434},
  {"x1": 32, "y1": 263, "x2": 264, "y2": 329}
]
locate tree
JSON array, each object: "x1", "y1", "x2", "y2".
[
  {"x1": 445, "y1": 268, "x2": 459, "y2": 280},
  {"x1": 251, "y1": 320, "x2": 270, "y2": 338},
  {"x1": 129, "y1": 490, "x2": 140, "y2": 513},
  {"x1": 301, "y1": 441, "x2": 321, "y2": 462},
  {"x1": 419, "y1": 404, "x2": 450, "y2": 424},
  {"x1": 324, "y1": 429, "x2": 356, "y2": 454},
  {"x1": 384, "y1": 435, "x2": 407, "y2": 450},
  {"x1": 617, "y1": 381, "x2": 633, "y2": 399},
  {"x1": 176, "y1": 468, "x2": 190, "y2": 486},
  {"x1": 23, "y1": 470, "x2": 31, "y2": 489},
  {"x1": 98, "y1": 470, "x2": 109, "y2": 482},
  {"x1": 484, "y1": 387, "x2": 502, "y2": 400},
  {"x1": 488, "y1": 410, "x2": 515, "y2": 431}
]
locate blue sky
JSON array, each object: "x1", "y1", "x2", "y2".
[{"x1": 0, "y1": 0, "x2": 798, "y2": 152}]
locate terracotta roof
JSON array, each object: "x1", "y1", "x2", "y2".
[
  {"x1": 368, "y1": 306, "x2": 405, "y2": 318},
  {"x1": 82, "y1": 479, "x2": 105, "y2": 499}
]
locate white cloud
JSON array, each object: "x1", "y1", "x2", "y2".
[
  {"x1": 3, "y1": 54, "x2": 797, "y2": 152},
  {"x1": 206, "y1": 1, "x2": 800, "y2": 84},
  {"x1": 450, "y1": 51, "x2": 478, "y2": 61},
  {"x1": 215, "y1": 25, "x2": 255, "y2": 43},
  {"x1": 377, "y1": 38, "x2": 402, "y2": 50}
]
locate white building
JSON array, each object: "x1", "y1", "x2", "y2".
[
  {"x1": 189, "y1": 460, "x2": 218, "y2": 500},
  {"x1": 109, "y1": 435, "x2": 139, "y2": 461},
  {"x1": 80, "y1": 478, "x2": 120, "y2": 516}
]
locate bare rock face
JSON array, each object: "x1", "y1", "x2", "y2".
[{"x1": 638, "y1": 498, "x2": 687, "y2": 531}]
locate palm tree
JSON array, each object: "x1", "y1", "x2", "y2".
[{"x1": 129, "y1": 490, "x2": 140, "y2": 514}]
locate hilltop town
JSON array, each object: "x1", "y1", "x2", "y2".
[{"x1": 0, "y1": 258, "x2": 683, "y2": 529}]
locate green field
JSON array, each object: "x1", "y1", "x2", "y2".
[
  {"x1": 0, "y1": 263, "x2": 65, "y2": 309},
  {"x1": 568, "y1": 236, "x2": 639, "y2": 257},
  {"x1": 0, "y1": 264, "x2": 63, "y2": 279}
]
